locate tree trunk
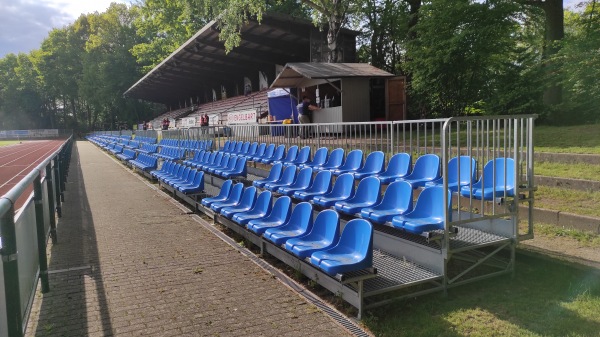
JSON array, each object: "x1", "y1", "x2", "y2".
[
  {"x1": 542, "y1": 0, "x2": 564, "y2": 107},
  {"x1": 327, "y1": 0, "x2": 345, "y2": 63}
]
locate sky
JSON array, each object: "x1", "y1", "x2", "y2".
[
  {"x1": 0, "y1": 0, "x2": 133, "y2": 57},
  {"x1": 0, "y1": 0, "x2": 584, "y2": 58}
]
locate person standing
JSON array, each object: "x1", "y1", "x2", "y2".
[
  {"x1": 298, "y1": 96, "x2": 319, "y2": 139},
  {"x1": 142, "y1": 121, "x2": 148, "y2": 131},
  {"x1": 200, "y1": 113, "x2": 210, "y2": 134}
]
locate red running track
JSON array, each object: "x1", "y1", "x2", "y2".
[{"x1": 0, "y1": 140, "x2": 67, "y2": 211}]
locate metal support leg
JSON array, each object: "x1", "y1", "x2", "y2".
[
  {"x1": 33, "y1": 175, "x2": 50, "y2": 293},
  {"x1": 0, "y1": 204, "x2": 24, "y2": 337},
  {"x1": 53, "y1": 158, "x2": 62, "y2": 217}
]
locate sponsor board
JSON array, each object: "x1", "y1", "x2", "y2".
[{"x1": 227, "y1": 110, "x2": 257, "y2": 125}]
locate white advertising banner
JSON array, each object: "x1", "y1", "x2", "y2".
[
  {"x1": 181, "y1": 117, "x2": 197, "y2": 128},
  {"x1": 227, "y1": 109, "x2": 257, "y2": 125}
]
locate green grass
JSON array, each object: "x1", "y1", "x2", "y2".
[
  {"x1": 535, "y1": 186, "x2": 600, "y2": 218},
  {"x1": 0, "y1": 140, "x2": 20, "y2": 147},
  {"x1": 534, "y1": 223, "x2": 600, "y2": 247},
  {"x1": 364, "y1": 254, "x2": 600, "y2": 337},
  {"x1": 536, "y1": 161, "x2": 600, "y2": 181},
  {"x1": 535, "y1": 124, "x2": 600, "y2": 154}
]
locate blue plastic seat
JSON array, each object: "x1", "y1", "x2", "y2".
[
  {"x1": 334, "y1": 177, "x2": 381, "y2": 215},
  {"x1": 264, "y1": 165, "x2": 297, "y2": 191},
  {"x1": 210, "y1": 183, "x2": 245, "y2": 212},
  {"x1": 253, "y1": 163, "x2": 284, "y2": 188},
  {"x1": 157, "y1": 163, "x2": 182, "y2": 180},
  {"x1": 293, "y1": 170, "x2": 333, "y2": 201},
  {"x1": 232, "y1": 190, "x2": 273, "y2": 225},
  {"x1": 252, "y1": 143, "x2": 274, "y2": 162},
  {"x1": 220, "y1": 140, "x2": 231, "y2": 152},
  {"x1": 277, "y1": 167, "x2": 313, "y2": 196},
  {"x1": 459, "y1": 158, "x2": 515, "y2": 200},
  {"x1": 151, "y1": 161, "x2": 173, "y2": 178},
  {"x1": 177, "y1": 171, "x2": 204, "y2": 194},
  {"x1": 353, "y1": 151, "x2": 385, "y2": 180},
  {"x1": 300, "y1": 147, "x2": 328, "y2": 169},
  {"x1": 285, "y1": 210, "x2": 340, "y2": 259},
  {"x1": 313, "y1": 148, "x2": 344, "y2": 172},
  {"x1": 375, "y1": 153, "x2": 412, "y2": 184},
  {"x1": 247, "y1": 196, "x2": 293, "y2": 234},
  {"x1": 220, "y1": 186, "x2": 257, "y2": 218},
  {"x1": 249, "y1": 143, "x2": 266, "y2": 160},
  {"x1": 213, "y1": 156, "x2": 237, "y2": 175},
  {"x1": 236, "y1": 141, "x2": 251, "y2": 156},
  {"x1": 396, "y1": 154, "x2": 441, "y2": 188},
  {"x1": 263, "y1": 202, "x2": 313, "y2": 245},
  {"x1": 199, "y1": 152, "x2": 221, "y2": 170},
  {"x1": 425, "y1": 156, "x2": 477, "y2": 192},
  {"x1": 173, "y1": 169, "x2": 199, "y2": 188},
  {"x1": 244, "y1": 142, "x2": 259, "y2": 158},
  {"x1": 201, "y1": 180, "x2": 233, "y2": 207},
  {"x1": 312, "y1": 173, "x2": 355, "y2": 208},
  {"x1": 183, "y1": 150, "x2": 204, "y2": 166},
  {"x1": 207, "y1": 155, "x2": 231, "y2": 174},
  {"x1": 261, "y1": 144, "x2": 286, "y2": 164},
  {"x1": 361, "y1": 181, "x2": 413, "y2": 224},
  {"x1": 220, "y1": 157, "x2": 247, "y2": 178},
  {"x1": 391, "y1": 186, "x2": 451, "y2": 234},
  {"x1": 231, "y1": 141, "x2": 243, "y2": 154},
  {"x1": 332, "y1": 149, "x2": 363, "y2": 176},
  {"x1": 309, "y1": 219, "x2": 374, "y2": 275},
  {"x1": 286, "y1": 146, "x2": 311, "y2": 167},
  {"x1": 165, "y1": 166, "x2": 192, "y2": 186},
  {"x1": 274, "y1": 145, "x2": 298, "y2": 165}
]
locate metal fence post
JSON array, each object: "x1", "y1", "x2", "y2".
[
  {"x1": 0, "y1": 203, "x2": 24, "y2": 337},
  {"x1": 45, "y1": 163, "x2": 58, "y2": 244},
  {"x1": 33, "y1": 173, "x2": 50, "y2": 293},
  {"x1": 53, "y1": 157, "x2": 62, "y2": 217}
]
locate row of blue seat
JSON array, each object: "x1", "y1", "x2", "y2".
[
  {"x1": 117, "y1": 149, "x2": 137, "y2": 161},
  {"x1": 183, "y1": 151, "x2": 248, "y2": 179},
  {"x1": 201, "y1": 181, "x2": 374, "y2": 276},
  {"x1": 155, "y1": 147, "x2": 186, "y2": 161},
  {"x1": 137, "y1": 143, "x2": 159, "y2": 154},
  {"x1": 151, "y1": 161, "x2": 205, "y2": 194},
  {"x1": 130, "y1": 153, "x2": 158, "y2": 171},
  {"x1": 159, "y1": 139, "x2": 213, "y2": 151}
]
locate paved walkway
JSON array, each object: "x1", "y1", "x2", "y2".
[{"x1": 26, "y1": 141, "x2": 352, "y2": 337}]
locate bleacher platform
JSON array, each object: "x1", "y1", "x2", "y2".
[{"x1": 86, "y1": 115, "x2": 536, "y2": 318}]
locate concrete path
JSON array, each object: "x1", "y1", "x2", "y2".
[{"x1": 26, "y1": 141, "x2": 352, "y2": 337}]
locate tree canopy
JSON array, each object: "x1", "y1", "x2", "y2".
[{"x1": 0, "y1": 0, "x2": 598, "y2": 131}]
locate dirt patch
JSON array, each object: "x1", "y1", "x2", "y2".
[{"x1": 520, "y1": 235, "x2": 600, "y2": 270}]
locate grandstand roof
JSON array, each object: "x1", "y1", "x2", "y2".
[
  {"x1": 124, "y1": 14, "x2": 359, "y2": 106},
  {"x1": 270, "y1": 62, "x2": 395, "y2": 88}
]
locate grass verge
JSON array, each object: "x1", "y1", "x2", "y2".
[
  {"x1": 535, "y1": 123, "x2": 600, "y2": 154},
  {"x1": 0, "y1": 140, "x2": 20, "y2": 147},
  {"x1": 534, "y1": 223, "x2": 600, "y2": 247},
  {"x1": 535, "y1": 186, "x2": 600, "y2": 218},
  {"x1": 535, "y1": 161, "x2": 600, "y2": 182},
  {"x1": 363, "y1": 253, "x2": 600, "y2": 337}
]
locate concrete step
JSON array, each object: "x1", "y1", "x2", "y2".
[
  {"x1": 535, "y1": 175, "x2": 600, "y2": 191},
  {"x1": 536, "y1": 152, "x2": 600, "y2": 165}
]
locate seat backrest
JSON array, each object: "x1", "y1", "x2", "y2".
[
  {"x1": 210, "y1": 152, "x2": 221, "y2": 165},
  {"x1": 216, "y1": 180, "x2": 233, "y2": 199},
  {"x1": 252, "y1": 190, "x2": 273, "y2": 213},
  {"x1": 240, "y1": 141, "x2": 250, "y2": 154},
  {"x1": 238, "y1": 186, "x2": 258, "y2": 208},
  {"x1": 412, "y1": 154, "x2": 441, "y2": 179},
  {"x1": 283, "y1": 202, "x2": 313, "y2": 231},
  {"x1": 338, "y1": 219, "x2": 373, "y2": 262},
  {"x1": 233, "y1": 141, "x2": 243, "y2": 153},
  {"x1": 254, "y1": 143, "x2": 266, "y2": 157},
  {"x1": 192, "y1": 171, "x2": 204, "y2": 189},
  {"x1": 381, "y1": 181, "x2": 413, "y2": 213},
  {"x1": 353, "y1": 177, "x2": 381, "y2": 203},
  {"x1": 310, "y1": 170, "x2": 333, "y2": 192},
  {"x1": 233, "y1": 157, "x2": 247, "y2": 173},
  {"x1": 218, "y1": 155, "x2": 231, "y2": 168},
  {"x1": 361, "y1": 151, "x2": 385, "y2": 172},
  {"x1": 224, "y1": 157, "x2": 238, "y2": 171},
  {"x1": 324, "y1": 148, "x2": 345, "y2": 167},
  {"x1": 311, "y1": 210, "x2": 340, "y2": 243},
  {"x1": 247, "y1": 142, "x2": 258, "y2": 156},
  {"x1": 268, "y1": 196, "x2": 292, "y2": 222},
  {"x1": 283, "y1": 145, "x2": 298, "y2": 162},
  {"x1": 179, "y1": 167, "x2": 191, "y2": 179},
  {"x1": 296, "y1": 146, "x2": 311, "y2": 163},
  {"x1": 221, "y1": 140, "x2": 230, "y2": 151},
  {"x1": 293, "y1": 167, "x2": 313, "y2": 187},
  {"x1": 481, "y1": 158, "x2": 515, "y2": 188},
  {"x1": 411, "y1": 186, "x2": 451, "y2": 219},
  {"x1": 278, "y1": 165, "x2": 298, "y2": 184},
  {"x1": 262, "y1": 144, "x2": 275, "y2": 158},
  {"x1": 272, "y1": 144, "x2": 286, "y2": 160},
  {"x1": 328, "y1": 173, "x2": 355, "y2": 198},
  {"x1": 266, "y1": 163, "x2": 283, "y2": 181},
  {"x1": 311, "y1": 147, "x2": 328, "y2": 166},
  {"x1": 447, "y1": 156, "x2": 477, "y2": 185},
  {"x1": 340, "y1": 149, "x2": 363, "y2": 170},
  {"x1": 224, "y1": 183, "x2": 245, "y2": 203}
]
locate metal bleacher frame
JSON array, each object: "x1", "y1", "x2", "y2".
[{"x1": 90, "y1": 114, "x2": 536, "y2": 318}]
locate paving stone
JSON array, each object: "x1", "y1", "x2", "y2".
[{"x1": 25, "y1": 141, "x2": 352, "y2": 337}]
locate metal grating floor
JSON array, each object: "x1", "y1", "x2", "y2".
[
  {"x1": 360, "y1": 250, "x2": 442, "y2": 295},
  {"x1": 372, "y1": 224, "x2": 441, "y2": 249},
  {"x1": 450, "y1": 226, "x2": 510, "y2": 250}
]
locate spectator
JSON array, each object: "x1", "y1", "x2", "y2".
[
  {"x1": 201, "y1": 113, "x2": 210, "y2": 134},
  {"x1": 142, "y1": 121, "x2": 148, "y2": 131},
  {"x1": 298, "y1": 96, "x2": 319, "y2": 139}
]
